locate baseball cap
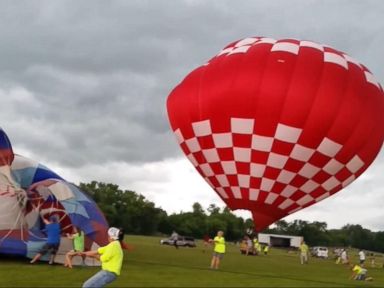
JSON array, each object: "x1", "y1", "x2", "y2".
[{"x1": 108, "y1": 227, "x2": 120, "y2": 240}]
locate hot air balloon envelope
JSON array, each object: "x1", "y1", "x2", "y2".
[
  {"x1": 167, "y1": 37, "x2": 384, "y2": 231},
  {"x1": 0, "y1": 128, "x2": 108, "y2": 263}
]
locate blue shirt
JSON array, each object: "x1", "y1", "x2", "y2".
[{"x1": 45, "y1": 223, "x2": 61, "y2": 244}]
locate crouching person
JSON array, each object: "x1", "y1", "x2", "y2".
[
  {"x1": 82, "y1": 227, "x2": 124, "y2": 288},
  {"x1": 350, "y1": 263, "x2": 373, "y2": 281}
]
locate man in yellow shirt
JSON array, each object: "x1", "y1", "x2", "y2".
[
  {"x1": 299, "y1": 241, "x2": 309, "y2": 264},
  {"x1": 210, "y1": 231, "x2": 225, "y2": 269},
  {"x1": 263, "y1": 245, "x2": 269, "y2": 255},
  {"x1": 350, "y1": 263, "x2": 373, "y2": 281},
  {"x1": 81, "y1": 227, "x2": 124, "y2": 288},
  {"x1": 256, "y1": 242, "x2": 262, "y2": 255}
]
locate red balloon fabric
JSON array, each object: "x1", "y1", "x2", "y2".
[{"x1": 167, "y1": 37, "x2": 384, "y2": 231}]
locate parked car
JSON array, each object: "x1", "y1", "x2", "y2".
[
  {"x1": 311, "y1": 246, "x2": 329, "y2": 258},
  {"x1": 160, "y1": 236, "x2": 196, "y2": 247}
]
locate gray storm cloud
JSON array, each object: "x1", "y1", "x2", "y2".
[{"x1": 0, "y1": 0, "x2": 382, "y2": 229}]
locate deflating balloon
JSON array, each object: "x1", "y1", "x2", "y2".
[
  {"x1": 167, "y1": 37, "x2": 384, "y2": 231},
  {"x1": 0, "y1": 128, "x2": 108, "y2": 262}
]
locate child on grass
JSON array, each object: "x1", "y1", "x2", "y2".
[{"x1": 64, "y1": 226, "x2": 85, "y2": 268}]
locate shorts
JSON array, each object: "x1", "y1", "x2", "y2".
[
  {"x1": 300, "y1": 253, "x2": 308, "y2": 259},
  {"x1": 212, "y1": 252, "x2": 224, "y2": 259},
  {"x1": 359, "y1": 259, "x2": 365, "y2": 264},
  {"x1": 39, "y1": 243, "x2": 60, "y2": 255}
]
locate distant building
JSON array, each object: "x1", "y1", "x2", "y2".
[{"x1": 258, "y1": 233, "x2": 303, "y2": 248}]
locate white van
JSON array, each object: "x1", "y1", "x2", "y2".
[{"x1": 311, "y1": 246, "x2": 329, "y2": 258}]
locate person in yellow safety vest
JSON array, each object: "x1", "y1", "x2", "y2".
[
  {"x1": 209, "y1": 231, "x2": 225, "y2": 269},
  {"x1": 263, "y1": 245, "x2": 269, "y2": 255},
  {"x1": 256, "y1": 242, "x2": 262, "y2": 254},
  {"x1": 252, "y1": 237, "x2": 258, "y2": 255},
  {"x1": 299, "y1": 241, "x2": 309, "y2": 264},
  {"x1": 335, "y1": 256, "x2": 341, "y2": 264},
  {"x1": 81, "y1": 227, "x2": 124, "y2": 288},
  {"x1": 350, "y1": 264, "x2": 373, "y2": 281}
]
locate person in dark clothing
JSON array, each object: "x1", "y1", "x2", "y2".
[{"x1": 30, "y1": 215, "x2": 61, "y2": 264}]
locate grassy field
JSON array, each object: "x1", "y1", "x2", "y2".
[{"x1": 1, "y1": 235, "x2": 383, "y2": 287}]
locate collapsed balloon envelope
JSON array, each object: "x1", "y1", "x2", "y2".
[
  {"x1": 0, "y1": 128, "x2": 108, "y2": 262},
  {"x1": 167, "y1": 37, "x2": 384, "y2": 231}
]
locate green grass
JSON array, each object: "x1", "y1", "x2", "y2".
[{"x1": 1, "y1": 235, "x2": 383, "y2": 287}]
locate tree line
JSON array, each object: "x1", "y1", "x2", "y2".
[{"x1": 80, "y1": 181, "x2": 384, "y2": 252}]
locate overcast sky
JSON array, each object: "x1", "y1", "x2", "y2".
[{"x1": 0, "y1": 0, "x2": 383, "y2": 231}]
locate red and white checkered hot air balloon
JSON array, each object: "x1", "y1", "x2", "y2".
[{"x1": 166, "y1": 37, "x2": 384, "y2": 231}]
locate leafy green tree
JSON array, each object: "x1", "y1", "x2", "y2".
[
  {"x1": 80, "y1": 181, "x2": 166, "y2": 235},
  {"x1": 340, "y1": 224, "x2": 374, "y2": 250},
  {"x1": 80, "y1": 181, "x2": 384, "y2": 252},
  {"x1": 373, "y1": 232, "x2": 384, "y2": 252},
  {"x1": 192, "y1": 202, "x2": 205, "y2": 215},
  {"x1": 207, "y1": 204, "x2": 221, "y2": 215}
]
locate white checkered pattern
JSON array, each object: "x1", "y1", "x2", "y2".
[
  {"x1": 174, "y1": 118, "x2": 366, "y2": 214},
  {"x1": 213, "y1": 37, "x2": 383, "y2": 91}
]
